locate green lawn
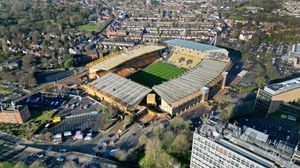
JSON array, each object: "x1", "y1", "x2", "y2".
[
  {"x1": 36, "y1": 110, "x2": 55, "y2": 121},
  {"x1": 130, "y1": 62, "x2": 185, "y2": 87},
  {"x1": 78, "y1": 24, "x2": 98, "y2": 31},
  {"x1": 0, "y1": 88, "x2": 12, "y2": 95},
  {"x1": 0, "y1": 109, "x2": 55, "y2": 139}
]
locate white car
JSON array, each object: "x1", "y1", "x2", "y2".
[
  {"x1": 56, "y1": 156, "x2": 65, "y2": 162},
  {"x1": 36, "y1": 152, "x2": 44, "y2": 158}
]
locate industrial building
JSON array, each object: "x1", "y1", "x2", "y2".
[
  {"x1": 86, "y1": 45, "x2": 165, "y2": 78},
  {"x1": 83, "y1": 72, "x2": 152, "y2": 112},
  {"x1": 190, "y1": 118, "x2": 300, "y2": 168},
  {"x1": 0, "y1": 103, "x2": 31, "y2": 124},
  {"x1": 255, "y1": 77, "x2": 300, "y2": 114}
]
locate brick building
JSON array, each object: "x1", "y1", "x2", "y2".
[{"x1": 0, "y1": 103, "x2": 31, "y2": 124}]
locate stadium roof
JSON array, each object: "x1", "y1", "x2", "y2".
[
  {"x1": 264, "y1": 77, "x2": 300, "y2": 95},
  {"x1": 89, "y1": 45, "x2": 165, "y2": 71},
  {"x1": 153, "y1": 59, "x2": 229, "y2": 105},
  {"x1": 89, "y1": 72, "x2": 152, "y2": 106},
  {"x1": 164, "y1": 39, "x2": 227, "y2": 52}
]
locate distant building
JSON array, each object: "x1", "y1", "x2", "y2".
[
  {"x1": 0, "y1": 103, "x2": 31, "y2": 124},
  {"x1": 291, "y1": 44, "x2": 300, "y2": 69},
  {"x1": 190, "y1": 118, "x2": 300, "y2": 168},
  {"x1": 284, "y1": 44, "x2": 300, "y2": 69},
  {"x1": 255, "y1": 77, "x2": 300, "y2": 114},
  {"x1": 146, "y1": 0, "x2": 152, "y2": 6},
  {"x1": 239, "y1": 31, "x2": 253, "y2": 41}
]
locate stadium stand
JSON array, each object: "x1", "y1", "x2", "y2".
[
  {"x1": 153, "y1": 59, "x2": 231, "y2": 115},
  {"x1": 165, "y1": 39, "x2": 228, "y2": 53},
  {"x1": 87, "y1": 45, "x2": 165, "y2": 78},
  {"x1": 83, "y1": 72, "x2": 152, "y2": 112},
  {"x1": 165, "y1": 39, "x2": 229, "y2": 69},
  {"x1": 88, "y1": 45, "x2": 165, "y2": 72}
]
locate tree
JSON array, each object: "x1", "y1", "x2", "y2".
[
  {"x1": 265, "y1": 61, "x2": 279, "y2": 80},
  {"x1": 143, "y1": 137, "x2": 163, "y2": 167},
  {"x1": 13, "y1": 162, "x2": 28, "y2": 168},
  {"x1": 29, "y1": 161, "x2": 46, "y2": 168},
  {"x1": 169, "y1": 117, "x2": 188, "y2": 132},
  {"x1": 255, "y1": 76, "x2": 266, "y2": 88},
  {"x1": 123, "y1": 115, "x2": 133, "y2": 129},
  {"x1": 0, "y1": 161, "x2": 16, "y2": 168},
  {"x1": 2, "y1": 38, "x2": 9, "y2": 54},
  {"x1": 62, "y1": 161, "x2": 80, "y2": 168},
  {"x1": 22, "y1": 55, "x2": 34, "y2": 72},
  {"x1": 64, "y1": 58, "x2": 73, "y2": 68},
  {"x1": 138, "y1": 134, "x2": 148, "y2": 145},
  {"x1": 170, "y1": 134, "x2": 190, "y2": 157},
  {"x1": 19, "y1": 72, "x2": 37, "y2": 87},
  {"x1": 41, "y1": 57, "x2": 49, "y2": 69},
  {"x1": 255, "y1": 64, "x2": 265, "y2": 75},
  {"x1": 43, "y1": 131, "x2": 53, "y2": 142},
  {"x1": 63, "y1": 54, "x2": 74, "y2": 68}
]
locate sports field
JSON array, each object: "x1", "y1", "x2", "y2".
[
  {"x1": 78, "y1": 24, "x2": 98, "y2": 31},
  {"x1": 130, "y1": 62, "x2": 185, "y2": 87}
]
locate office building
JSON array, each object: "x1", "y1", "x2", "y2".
[
  {"x1": 255, "y1": 77, "x2": 300, "y2": 114},
  {"x1": 190, "y1": 118, "x2": 300, "y2": 168}
]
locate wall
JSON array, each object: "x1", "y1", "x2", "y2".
[
  {"x1": 268, "y1": 87, "x2": 300, "y2": 113},
  {"x1": 160, "y1": 98, "x2": 173, "y2": 115}
]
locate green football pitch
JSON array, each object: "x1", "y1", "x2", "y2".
[{"x1": 129, "y1": 62, "x2": 185, "y2": 87}]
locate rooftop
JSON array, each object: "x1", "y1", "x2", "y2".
[
  {"x1": 88, "y1": 45, "x2": 165, "y2": 71},
  {"x1": 0, "y1": 103, "x2": 24, "y2": 113},
  {"x1": 164, "y1": 39, "x2": 227, "y2": 52},
  {"x1": 153, "y1": 59, "x2": 229, "y2": 104},
  {"x1": 196, "y1": 118, "x2": 300, "y2": 168},
  {"x1": 88, "y1": 72, "x2": 152, "y2": 106},
  {"x1": 296, "y1": 44, "x2": 300, "y2": 53},
  {"x1": 264, "y1": 77, "x2": 300, "y2": 95}
]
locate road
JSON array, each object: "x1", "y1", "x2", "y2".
[{"x1": 0, "y1": 131, "x2": 129, "y2": 167}]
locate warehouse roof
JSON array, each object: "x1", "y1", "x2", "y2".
[
  {"x1": 153, "y1": 59, "x2": 229, "y2": 104},
  {"x1": 89, "y1": 45, "x2": 165, "y2": 71},
  {"x1": 164, "y1": 39, "x2": 226, "y2": 52},
  {"x1": 89, "y1": 73, "x2": 152, "y2": 106}
]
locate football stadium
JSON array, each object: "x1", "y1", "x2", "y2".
[{"x1": 83, "y1": 39, "x2": 232, "y2": 115}]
